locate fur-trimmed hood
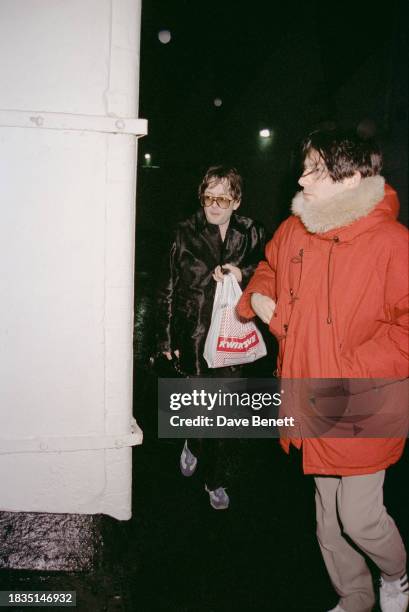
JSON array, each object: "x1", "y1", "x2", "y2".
[{"x1": 291, "y1": 175, "x2": 386, "y2": 234}]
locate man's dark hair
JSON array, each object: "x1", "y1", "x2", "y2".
[
  {"x1": 198, "y1": 165, "x2": 242, "y2": 202},
  {"x1": 301, "y1": 129, "x2": 382, "y2": 181}
]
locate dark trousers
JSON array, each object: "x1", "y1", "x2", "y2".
[
  {"x1": 187, "y1": 438, "x2": 230, "y2": 490},
  {"x1": 186, "y1": 365, "x2": 241, "y2": 490}
]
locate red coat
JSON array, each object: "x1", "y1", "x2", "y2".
[{"x1": 237, "y1": 177, "x2": 409, "y2": 475}]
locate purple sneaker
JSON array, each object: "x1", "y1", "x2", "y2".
[
  {"x1": 205, "y1": 485, "x2": 229, "y2": 510},
  {"x1": 180, "y1": 441, "x2": 197, "y2": 477}
]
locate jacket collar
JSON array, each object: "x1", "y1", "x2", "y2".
[{"x1": 291, "y1": 175, "x2": 385, "y2": 235}]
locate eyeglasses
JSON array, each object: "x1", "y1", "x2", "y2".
[{"x1": 202, "y1": 194, "x2": 233, "y2": 209}]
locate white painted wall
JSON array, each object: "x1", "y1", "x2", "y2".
[{"x1": 0, "y1": 0, "x2": 145, "y2": 520}]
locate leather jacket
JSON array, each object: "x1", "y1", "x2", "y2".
[{"x1": 157, "y1": 208, "x2": 265, "y2": 375}]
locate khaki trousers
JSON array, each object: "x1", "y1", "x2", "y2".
[{"x1": 315, "y1": 471, "x2": 406, "y2": 612}]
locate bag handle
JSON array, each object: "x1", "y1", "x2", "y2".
[{"x1": 221, "y1": 273, "x2": 242, "y2": 304}]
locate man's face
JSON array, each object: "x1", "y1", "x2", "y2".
[
  {"x1": 202, "y1": 178, "x2": 240, "y2": 226},
  {"x1": 298, "y1": 150, "x2": 358, "y2": 203}
]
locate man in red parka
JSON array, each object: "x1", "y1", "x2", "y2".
[{"x1": 237, "y1": 129, "x2": 409, "y2": 612}]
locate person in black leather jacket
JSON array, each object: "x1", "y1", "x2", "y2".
[{"x1": 157, "y1": 165, "x2": 265, "y2": 508}]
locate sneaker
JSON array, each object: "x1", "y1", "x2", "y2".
[
  {"x1": 180, "y1": 441, "x2": 197, "y2": 477},
  {"x1": 205, "y1": 485, "x2": 229, "y2": 510},
  {"x1": 380, "y1": 574, "x2": 409, "y2": 611},
  {"x1": 326, "y1": 605, "x2": 347, "y2": 612}
]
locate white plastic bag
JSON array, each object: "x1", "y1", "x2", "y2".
[{"x1": 204, "y1": 273, "x2": 267, "y2": 368}]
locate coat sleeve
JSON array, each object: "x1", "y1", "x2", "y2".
[
  {"x1": 240, "y1": 223, "x2": 266, "y2": 288},
  {"x1": 237, "y1": 226, "x2": 281, "y2": 319},
  {"x1": 156, "y1": 232, "x2": 179, "y2": 353},
  {"x1": 341, "y1": 231, "x2": 409, "y2": 379}
]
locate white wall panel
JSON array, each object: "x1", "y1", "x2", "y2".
[
  {"x1": 0, "y1": 0, "x2": 112, "y2": 115},
  {"x1": 0, "y1": 0, "x2": 145, "y2": 520}
]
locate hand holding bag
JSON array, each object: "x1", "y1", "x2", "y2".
[{"x1": 204, "y1": 273, "x2": 267, "y2": 368}]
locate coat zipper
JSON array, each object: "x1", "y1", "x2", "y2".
[{"x1": 327, "y1": 237, "x2": 339, "y2": 324}]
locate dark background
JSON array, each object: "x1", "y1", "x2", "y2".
[{"x1": 137, "y1": 0, "x2": 408, "y2": 256}]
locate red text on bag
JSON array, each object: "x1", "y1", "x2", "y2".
[{"x1": 217, "y1": 331, "x2": 259, "y2": 353}]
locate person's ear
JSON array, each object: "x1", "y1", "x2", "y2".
[{"x1": 233, "y1": 199, "x2": 241, "y2": 210}]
